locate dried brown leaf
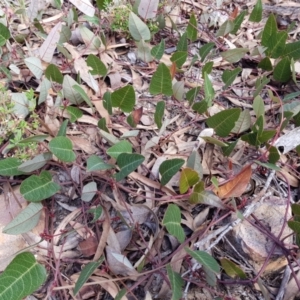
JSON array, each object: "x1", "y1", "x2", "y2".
[
  {"x1": 215, "y1": 164, "x2": 252, "y2": 199},
  {"x1": 78, "y1": 236, "x2": 98, "y2": 257},
  {"x1": 132, "y1": 107, "x2": 143, "y2": 124},
  {"x1": 108, "y1": 72, "x2": 121, "y2": 89},
  {"x1": 170, "y1": 62, "x2": 176, "y2": 79},
  {"x1": 229, "y1": 7, "x2": 239, "y2": 21},
  {"x1": 69, "y1": 136, "x2": 97, "y2": 154}
]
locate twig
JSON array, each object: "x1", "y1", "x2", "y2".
[{"x1": 275, "y1": 265, "x2": 292, "y2": 300}]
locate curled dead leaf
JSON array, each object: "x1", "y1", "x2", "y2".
[{"x1": 105, "y1": 246, "x2": 139, "y2": 279}]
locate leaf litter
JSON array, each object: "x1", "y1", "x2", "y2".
[{"x1": 1, "y1": 0, "x2": 300, "y2": 299}]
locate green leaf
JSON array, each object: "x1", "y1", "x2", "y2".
[
  {"x1": 258, "y1": 130, "x2": 276, "y2": 143},
  {"x1": 0, "y1": 66, "x2": 11, "y2": 81},
  {"x1": 258, "y1": 57, "x2": 273, "y2": 71},
  {"x1": 136, "y1": 40, "x2": 153, "y2": 63},
  {"x1": 216, "y1": 20, "x2": 234, "y2": 37},
  {"x1": 115, "y1": 153, "x2": 145, "y2": 181},
  {"x1": 82, "y1": 181, "x2": 97, "y2": 202},
  {"x1": 154, "y1": 101, "x2": 165, "y2": 129},
  {"x1": 192, "y1": 101, "x2": 208, "y2": 114},
  {"x1": 241, "y1": 132, "x2": 260, "y2": 146},
  {"x1": 288, "y1": 221, "x2": 300, "y2": 234},
  {"x1": 129, "y1": 12, "x2": 151, "y2": 41},
  {"x1": 231, "y1": 10, "x2": 247, "y2": 34},
  {"x1": 86, "y1": 155, "x2": 113, "y2": 171},
  {"x1": 114, "y1": 289, "x2": 127, "y2": 300},
  {"x1": 283, "y1": 91, "x2": 300, "y2": 101},
  {"x1": 74, "y1": 257, "x2": 104, "y2": 295},
  {"x1": 254, "y1": 75, "x2": 270, "y2": 97},
  {"x1": 98, "y1": 129, "x2": 120, "y2": 145},
  {"x1": 73, "y1": 85, "x2": 93, "y2": 108},
  {"x1": 107, "y1": 140, "x2": 132, "y2": 159},
  {"x1": 231, "y1": 110, "x2": 251, "y2": 134},
  {"x1": 86, "y1": 54, "x2": 107, "y2": 76},
  {"x1": 45, "y1": 64, "x2": 63, "y2": 83},
  {"x1": 201, "y1": 136, "x2": 227, "y2": 147},
  {"x1": 63, "y1": 75, "x2": 84, "y2": 105},
  {"x1": 220, "y1": 48, "x2": 248, "y2": 63},
  {"x1": 249, "y1": 0, "x2": 262, "y2": 22},
  {"x1": 170, "y1": 51, "x2": 188, "y2": 68},
  {"x1": 177, "y1": 32, "x2": 188, "y2": 52},
  {"x1": 49, "y1": 136, "x2": 76, "y2": 162},
  {"x1": 0, "y1": 158, "x2": 25, "y2": 176},
  {"x1": 186, "y1": 13, "x2": 197, "y2": 42},
  {"x1": 79, "y1": 25, "x2": 101, "y2": 50},
  {"x1": 204, "y1": 72, "x2": 214, "y2": 106},
  {"x1": 271, "y1": 31, "x2": 288, "y2": 58},
  {"x1": 291, "y1": 204, "x2": 300, "y2": 216},
  {"x1": 96, "y1": 0, "x2": 112, "y2": 9},
  {"x1": 185, "y1": 248, "x2": 220, "y2": 273},
  {"x1": 0, "y1": 23, "x2": 10, "y2": 46},
  {"x1": 149, "y1": 63, "x2": 173, "y2": 96},
  {"x1": 98, "y1": 118, "x2": 109, "y2": 132},
  {"x1": 206, "y1": 108, "x2": 241, "y2": 137},
  {"x1": 166, "y1": 265, "x2": 184, "y2": 300},
  {"x1": 151, "y1": 39, "x2": 165, "y2": 60},
  {"x1": 103, "y1": 91, "x2": 112, "y2": 115},
  {"x1": 3, "y1": 203, "x2": 43, "y2": 235},
  {"x1": 179, "y1": 168, "x2": 199, "y2": 194},
  {"x1": 284, "y1": 41, "x2": 300, "y2": 60},
  {"x1": 127, "y1": 113, "x2": 136, "y2": 127},
  {"x1": 222, "y1": 140, "x2": 238, "y2": 157},
  {"x1": 163, "y1": 204, "x2": 185, "y2": 243},
  {"x1": 186, "y1": 86, "x2": 200, "y2": 105},
  {"x1": 59, "y1": 24, "x2": 71, "y2": 43},
  {"x1": 18, "y1": 153, "x2": 52, "y2": 173},
  {"x1": 203, "y1": 265, "x2": 217, "y2": 287},
  {"x1": 222, "y1": 67, "x2": 242, "y2": 89},
  {"x1": 287, "y1": 101, "x2": 300, "y2": 117},
  {"x1": 220, "y1": 258, "x2": 247, "y2": 279},
  {"x1": 202, "y1": 61, "x2": 213, "y2": 77},
  {"x1": 0, "y1": 252, "x2": 47, "y2": 300},
  {"x1": 159, "y1": 159, "x2": 185, "y2": 186},
  {"x1": 253, "y1": 95, "x2": 265, "y2": 119},
  {"x1": 199, "y1": 42, "x2": 215, "y2": 62},
  {"x1": 280, "y1": 111, "x2": 294, "y2": 131},
  {"x1": 66, "y1": 106, "x2": 83, "y2": 122},
  {"x1": 20, "y1": 171, "x2": 60, "y2": 202},
  {"x1": 88, "y1": 206, "x2": 103, "y2": 223},
  {"x1": 252, "y1": 115, "x2": 264, "y2": 134},
  {"x1": 268, "y1": 145, "x2": 280, "y2": 163},
  {"x1": 255, "y1": 160, "x2": 281, "y2": 171},
  {"x1": 273, "y1": 57, "x2": 291, "y2": 82},
  {"x1": 18, "y1": 135, "x2": 48, "y2": 144},
  {"x1": 111, "y1": 85, "x2": 135, "y2": 113},
  {"x1": 261, "y1": 14, "x2": 277, "y2": 49},
  {"x1": 57, "y1": 119, "x2": 68, "y2": 137}
]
